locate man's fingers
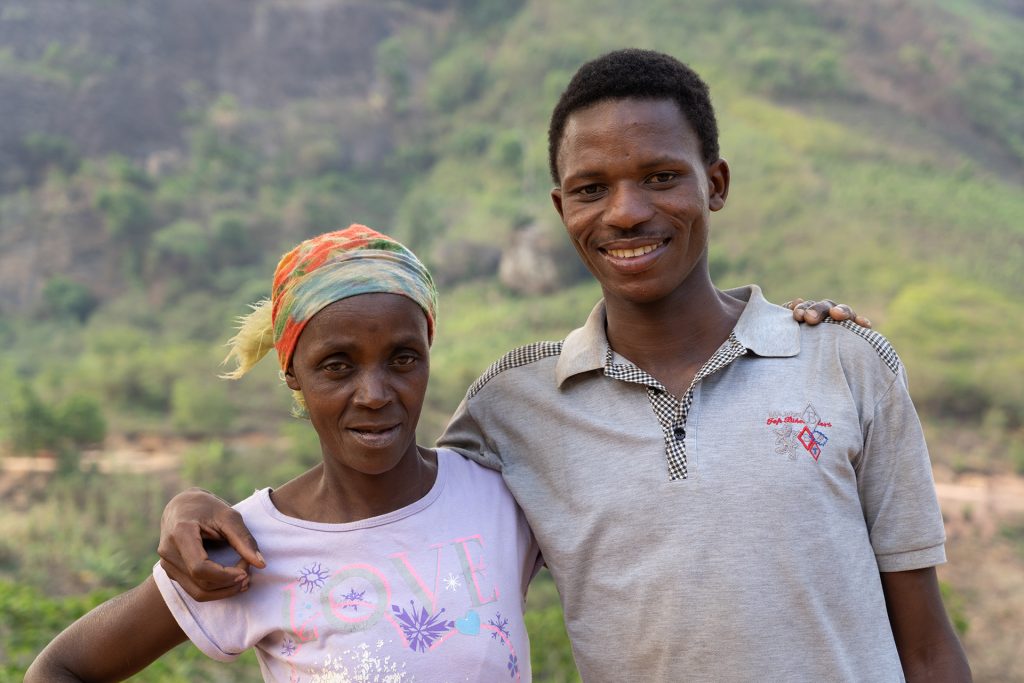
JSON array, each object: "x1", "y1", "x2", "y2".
[
  {"x1": 163, "y1": 520, "x2": 246, "y2": 588},
  {"x1": 217, "y1": 517, "x2": 266, "y2": 569},
  {"x1": 160, "y1": 561, "x2": 249, "y2": 602}
]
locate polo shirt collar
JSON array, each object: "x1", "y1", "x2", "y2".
[
  {"x1": 727, "y1": 284, "x2": 801, "y2": 358},
  {"x1": 556, "y1": 300, "x2": 609, "y2": 386},
  {"x1": 555, "y1": 285, "x2": 799, "y2": 386}
]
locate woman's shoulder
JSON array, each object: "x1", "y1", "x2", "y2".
[{"x1": 435, "y1": 447, "x2": 507, "y2": 490}]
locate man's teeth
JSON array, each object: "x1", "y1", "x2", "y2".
[{"x1": 606, "y1": 243, "x2": 659, "y2": 258}]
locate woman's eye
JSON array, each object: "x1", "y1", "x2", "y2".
[{"x1": 323, "y1": 361, "x2": 349, "y2": 373}]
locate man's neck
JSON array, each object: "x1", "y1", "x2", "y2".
[{"x1": 604, "y1": 281, "x2": 744, "y2": 398}]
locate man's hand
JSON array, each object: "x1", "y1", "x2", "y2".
[
  {"x1": 157, "y1": 488, "x2": 265, "y2": 601},
  {"x1": 784, "y1": 298, "x2": 872, "y2": 328}
]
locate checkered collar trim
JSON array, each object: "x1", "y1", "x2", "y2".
[
  {"x1": 604, "y1": 333, "x2": 749, "y2": 481},
  {"x1": 555, "y1": 286, "x2": 798, "y2": 387}
]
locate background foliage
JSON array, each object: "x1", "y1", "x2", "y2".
[{"x1": 1, "y1": 0, "x2": 1021, "y2": 680}]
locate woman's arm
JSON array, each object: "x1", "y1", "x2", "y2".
[{"x1": 25, "y1": 576, "x2": 188, "y2": 682}]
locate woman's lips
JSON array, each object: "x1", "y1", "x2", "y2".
[{"x1": 347, "y1": 424, "x2": 402, "y2": 449}]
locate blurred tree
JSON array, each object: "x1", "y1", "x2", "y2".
[
  {"x1": 57, "y1": 394, "x2": 106, "y2": 448},
  {"x1": 171, "y1": 377, "x2": 235, "y2": 437},
  {"x1": 41, "y1": 276, "x2": 98, "y2": 322}
]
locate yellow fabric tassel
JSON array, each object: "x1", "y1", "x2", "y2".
[{"x1": 221, "y1": 299, "x2": 275, "y2": 379}]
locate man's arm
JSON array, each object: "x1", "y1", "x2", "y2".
[
  {"x1": 157, "y1": 488, "x2": 265, "y2": 601},
  {"x1": 25, "y1": 577, "x2": 188, "y2": 682},
  {"x1": 881, "y1": 567, "x2": 972, "y2": 682}
]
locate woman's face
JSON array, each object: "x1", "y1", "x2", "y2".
[{"x1": 285, "y1": 293, "x2": 430, "y2": 477}]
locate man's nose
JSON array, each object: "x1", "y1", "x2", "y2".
[{"x1": 604, "y1": 183, "x2": 654, "y2": 229}]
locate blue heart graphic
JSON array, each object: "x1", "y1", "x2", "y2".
[{"x1": 455, "y1": 609, "x2": 481, "y2": 635}]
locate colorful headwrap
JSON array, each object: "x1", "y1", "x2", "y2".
[{"x1": 222, "y1": 225, "x2": 438, "y2": 385}]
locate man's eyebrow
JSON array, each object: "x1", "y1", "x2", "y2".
[
  {"x1": 564, "y1": 155, "x2": 692, "y2": 183},
  {"x1": 562, "y1": 168, "x2": 605, "y2": 183},
  {"x1": 636, "y1": 155, "x2": 689, "y2": 169}
]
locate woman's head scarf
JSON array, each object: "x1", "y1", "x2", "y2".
[{"x1": 221, "y1": 225, "x2": 437, "y2": 412}]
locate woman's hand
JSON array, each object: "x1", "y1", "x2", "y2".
[
  {"x1": 157, "y1": 487, "x2": 265, "y2": 601},
  {"x1": 784, "y1": 298, "x2": 872, "y2": 328}
]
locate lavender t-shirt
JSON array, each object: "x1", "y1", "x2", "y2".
[{"x1": 154, "y1": 449, "x2": 541, "y2": 682}]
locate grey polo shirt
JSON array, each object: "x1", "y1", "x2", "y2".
[{"x1": 440, "y1": 285, "x2": 946, "y2": 682}]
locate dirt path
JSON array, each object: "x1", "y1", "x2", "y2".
[{"x1": 5, "y1": 449, "x2": 1024, "y2": 528}]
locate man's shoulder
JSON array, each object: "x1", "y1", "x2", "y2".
[
  {"x1": 809, "y1": 317, "x2": 904, "y2": 377},
  {"x1": 466, "y1": 340, "x2": 565, "y2": 400}
]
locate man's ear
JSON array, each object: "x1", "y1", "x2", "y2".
[
  {"x1": 284, "y1": 366, "x2": 300, "y2": 391},
  {"x1": 551, "y1": 187, "x2": 565, "y2": 222},
  {"x1": 708, "y1": 158, "x2": 730, "y2": 212}
]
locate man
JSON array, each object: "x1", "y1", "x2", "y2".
[{"x1": 159, "y1": 49, "x2": 969, "y2": 680}]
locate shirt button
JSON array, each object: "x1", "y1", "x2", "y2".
[{"x1": 673, "y1": 427, "x2": 685, "y2": 440}]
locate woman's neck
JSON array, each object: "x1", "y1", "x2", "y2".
[{"x1": 271, "y1": 446, "x2": 438, "y2": 524}]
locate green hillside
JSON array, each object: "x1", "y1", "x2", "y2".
[{"x1": 1, "y1": 0, "x2": 1022, "y2": 680}]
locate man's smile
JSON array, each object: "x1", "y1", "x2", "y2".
[{"x1": 597, "y1": 238, "x2": 669, "y2": 271}]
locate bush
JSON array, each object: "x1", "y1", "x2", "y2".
[
  {"x1": 171, "y1": 377, "x2": 235, "y2": 437},
  {"x1": 885, "y1": 277, "x2": 1024, "y2": 426},
  {"x1": 94, "y1": 185, "x2": 153, "y2": 239},
  {"x1": 41, "y1": 276, "x2": 98, "y2": 322},
  {"x1": 5, "y1": 385, "x2": 60, "y2": 454},
  {"x1": 58, "y1": 395, "x2": 107, "y2": 448}
]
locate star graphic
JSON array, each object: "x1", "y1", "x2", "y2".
[{"x1": 443, "y1": 572, "x2": 462, "y2": 591}]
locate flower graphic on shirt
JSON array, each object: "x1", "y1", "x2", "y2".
[
  {"x1": 341, "y1": 587, "x2": 366, "y2": 611},
  {"x1": 488, "y1": 612, "x2": 511, "y2": 642},
  {"x1": 443, "y1": 572, "x2": 462, "y2": 591},
  {"x1": 297, "y1": 562, "x2": 330, "y2": 593},
  {"x1": 391, "y1": 600, "x2": 454, "y2": 652},
  {"x1": 280, "y1": 637, "x2": 297, "y2": 657},
  {"x1": 507, "y1": 653, "x2": 519, "y2": 677}
]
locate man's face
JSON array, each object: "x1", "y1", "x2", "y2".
[{"x1": 551, "y1": 97, "x2": 729, "y2": 307}]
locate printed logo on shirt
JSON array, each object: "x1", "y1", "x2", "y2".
[
  {"x1": 275, "y1": 534, "x2": 524, "y2": 681},
  {"x1": 765, "y1": 403, "x2": 832, "y2": 461}
]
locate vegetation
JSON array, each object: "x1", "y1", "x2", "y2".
[{"x1": 1, "y1": 0, "x2": 1021, "y2": 680}]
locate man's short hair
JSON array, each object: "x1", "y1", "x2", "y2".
[{"x1": 547, "y1": 48, "x2": 720, "y2": 184}]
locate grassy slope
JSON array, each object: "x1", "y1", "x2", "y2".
[{"x1": 405, "y1": 0, "x2": 1024, "y2": 454}]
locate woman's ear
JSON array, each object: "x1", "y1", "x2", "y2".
[{"x1": 284, "y1": 365, "x2": 300, "y2": 391}]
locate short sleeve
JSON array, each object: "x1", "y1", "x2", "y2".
[
  {"x1": 438, "y1": 395, "x2": 503, "y2": 472},
  {"x1": 152, "y1": 562, "x2": 251, "y2": 661},
  {"x1": 856, "y1": 368, "x2": 946, "y2": 572}
]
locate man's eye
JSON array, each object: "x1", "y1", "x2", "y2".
[
  {"x1": 392, "y1": 355, "x2": 417, "y2": 367},
  {"x1": 577, "y1": 184, "x2": 603, "y2": 196},
  {"x1": 648, "y1": 172, "x2": 678, "y2": 184}
]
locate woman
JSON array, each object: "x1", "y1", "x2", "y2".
[{"x1": 27, "y1": 225, "x2": 541, "y2": 682}]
